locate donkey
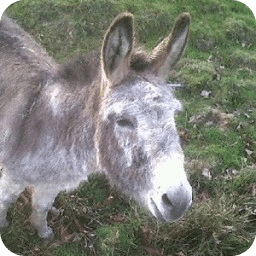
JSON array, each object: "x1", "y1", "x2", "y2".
[{"x1": 0, "y1": 12, "x2": 192, "y2": 239}]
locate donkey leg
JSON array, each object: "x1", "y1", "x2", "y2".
[
  {"x1": 30, "y1": 184, "x2": 60, "y2": 239},
  {"x1": 0, "y1": 173, "x2": 25, "y2": 230}
]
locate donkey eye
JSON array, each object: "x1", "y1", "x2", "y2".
[{"x1": 116, "y1": 118, "x2": 134, "y2": 129}]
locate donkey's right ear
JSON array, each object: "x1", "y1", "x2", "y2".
[
  {"x1": 101, "y1": 13, "x2": 134, "y2": 85},
  {"x1": 150, "y1": 13, "x2": 190, "y2": 79}
]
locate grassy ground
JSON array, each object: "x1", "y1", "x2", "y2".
[{"x1": 1, "y1": 0, "x2": 256, "y2": 255}]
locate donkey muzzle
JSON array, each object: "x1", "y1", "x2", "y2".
[{"x1": 151, "y1": 181, "x2": 192, "y2": 222}]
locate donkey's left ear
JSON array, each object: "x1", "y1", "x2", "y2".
[
  {"x1": 151, "y1": 13, "x2": 190, "y2": 79},
  {"x1": 102, "y1": 13, "x2": 134, "y2": 85}
]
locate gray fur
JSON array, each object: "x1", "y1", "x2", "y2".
[{"x1": 0, "y1": 13, "x2": 192, "y2": 239}]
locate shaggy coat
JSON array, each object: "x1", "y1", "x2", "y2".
[{"x1": 0, "y1": 13, "x2": 192, "y2": 238}]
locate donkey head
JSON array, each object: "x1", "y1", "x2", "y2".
[{"x1": 96, "y1": 13, "x2": 192, "y2": 222}]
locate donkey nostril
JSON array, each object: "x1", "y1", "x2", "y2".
[{"x1": 162, "y1": 193, "x2": 173, "y2": 207}]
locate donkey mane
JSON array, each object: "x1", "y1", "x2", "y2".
[
  {"x1": 58, "y1": 51, "x2": 100, "y2": 86},
  {"x1": 58, "y1": 48, "x2": 151, "y2": 88},
  {"x1": 1, "y1": 15, "x2": 151, "y2": 90}
]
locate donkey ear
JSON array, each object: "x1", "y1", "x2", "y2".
[
  {"x1": 102, "y1": 13, "x2": 134, "y2": 85},
  {"x1": 150, "y1": 13, "x2": 190, "y2": 79}
]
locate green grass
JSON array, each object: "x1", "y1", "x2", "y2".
[{"x1": 2, "y1": 0, "x2": 256, "y2": 255}]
